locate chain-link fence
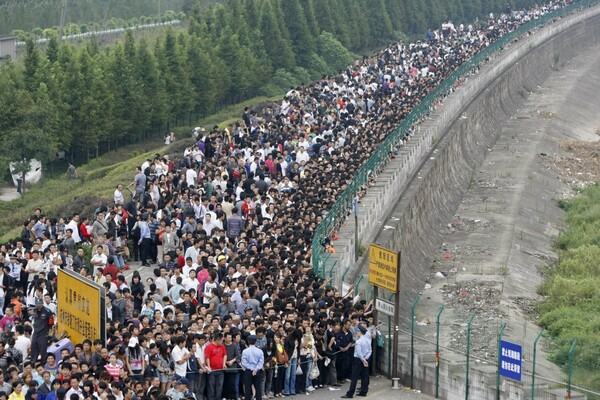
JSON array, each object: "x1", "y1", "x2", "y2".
[
  {"x1": 372, "y1": 293, "x2": 600, "y2": 400},
  {"x1": 311, "y1": 0, "x2": 600, "y2": 276}
]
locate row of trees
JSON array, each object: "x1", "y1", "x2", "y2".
[
  {"x1": 0, "y1": 0, "x2": 540, "y2": 174},
  {"x1": 0, "y1": 0, "x2": 195, "y2": 34}
]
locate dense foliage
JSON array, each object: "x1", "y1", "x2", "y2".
[
  {"x1": 0, "y1": 0, "x2": 193, "y2": 34},
  {"x1": 539, "y1": 184, "x2": 600, "y2": 389},
  {"x1": 0, "y1": 0, "x2": 540, "y2": 170}
]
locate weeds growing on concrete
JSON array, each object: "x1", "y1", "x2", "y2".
[{"x1": 538, "y1": 183, "x2": 600, "y2": 391}]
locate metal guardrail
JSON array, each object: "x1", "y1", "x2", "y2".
[{"x1": 311, "y1": 0, "x2": 599, "y2": 277}]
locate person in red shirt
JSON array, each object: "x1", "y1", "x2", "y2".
[
  {"x1": 204, "y1": 333, "x2": 227, "y2": 400},
  {"x1": 103, "y1": 258, "x2": 119, "y2": 282},
  {"x1": 79, "y1": 217, "x2": 92, "y2": 243}
]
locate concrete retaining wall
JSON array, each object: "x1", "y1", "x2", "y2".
[
  {"x1": 330, "y1": 4, "x2": 600, "y2": 298},
  {"x1": 325, "y1": 4, "x2": 600, "y2": 397}
]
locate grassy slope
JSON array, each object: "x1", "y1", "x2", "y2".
[
  {"x1": 538, "y1": 184, "x2": 600, "y2": 392},
  {"x1": 0, "y1": 95, "x2": 280, "y2": 242}
]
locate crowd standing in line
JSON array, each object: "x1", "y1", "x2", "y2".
[{"x1": 0, "y1": 2, "x2": 576, "y2": 400}]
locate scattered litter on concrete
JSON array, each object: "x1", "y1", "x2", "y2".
[
  {"x1": 539, "y1": 140, "x2": 600, "y2": 189},
  {"x1": 441, "y1": 280, "x2": 506, "y2": 359}
]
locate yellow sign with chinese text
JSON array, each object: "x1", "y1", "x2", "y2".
[
  {"x1": 57, "y1": 269, "x2": 106, "y2": 343},
  {"x1": 368, "y1": 244, "x2": 400, "y2": 293}
]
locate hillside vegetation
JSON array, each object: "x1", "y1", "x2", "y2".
[{"x1": 539, "y1": 184, "x2": 600, "y2": 391}]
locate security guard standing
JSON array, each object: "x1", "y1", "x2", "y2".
[
  {"x1": 29, "y1": 297, "x2": 54, "y2": 363},
  {"x1": 241, "y1": 335, "x2": 264, "y2": 400},
  {"x1": 341, "y1": 326, "x2": 372, "y2": 398}
]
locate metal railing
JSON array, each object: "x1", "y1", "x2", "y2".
[
  {"x1": 311, "y1": 0, "x2": 599, "y2": 277},
  {"x1": 373, "y1": 293, "x2": 600, "y2": 399}
]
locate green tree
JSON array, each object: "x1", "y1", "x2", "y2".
[
  {"x1": 0, "y1": 74, "x2": 60, "y2": 191},
  {"x1": 259, "y1": 0, "x2": 295, "y2": 70},
  {"x1": 280, "y1": 0, "x2": 316, "y2": 67},
  {"x1": 23, "y1": 39, "x2": 41, "y2": 93},
  {"x1": 366, "y1": 0, "x2": 394, "y2": 46},
  {"x1": 106, "y1": 42, "x2": 138, "y2": 148},
  {"x1": 158, "y1": 28, "x2": 194, "y2": 125},
  {"x1": 46, "y1": 36, "x2": 59, "y2": 64},
  {"x1": 187, "y1": 36, "x2": 217, "y2": 117},
  {"x1": 135, "y1": 38, "x2": 167, "y2": 135},
  {"x1": 317, "y1": 32, "x2": 356, "y2": 73}
]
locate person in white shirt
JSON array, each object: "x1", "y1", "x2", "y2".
[
  {"x1": 0, "y1": 268, "x2": 6, "y2": 317},
  {"x1": 66, "y1": 376, "x2": 84, "y2": 400},
  {"x1": 14, "y1": 326, "x2": 31, "y2": 365},
  {"x1": 184, "y1": 242, "x2": 200, "y2": 266},
  {"x1": 202, "y1": 214, "x2": 217, "y2": 237},
  {"x1": 114, "y1": 185, "x2": 125, "y2": 205},
  {"x1": 43, "y1": 294, "x2": 57, "y2": 314},
  {"x1": 295, "y1": 147, "x2": 310, "y2": 164},
  {"x1": 171, "y1": 336, "x2": 191, "y2": 379},
  {"x1": 170, "y1": 268, "x2": 185, "y2": 287},
  {"x1": 194, "y1": 334, "x2": 209, "y2": 377},
  {"x1": 90, "y1": 246, "x2": 108, "y2": 268},
  {"x1": 24, "y1": 250, "x2": 44, "y2": 274},
  {"x1": 65, "y1": 214, "x2": 81, "y2": 243},
  {"x1": 181, "y1": 270, "x2": 198, "y2": 292},
  {"x1": 154, "y1": 268, "x2": 169, "y2": 297},
  {"x1": 186, "y1": 167, "x2": 198, "y2": 187}
]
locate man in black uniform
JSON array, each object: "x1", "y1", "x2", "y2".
[
  {"x1": 335, "y1": 319, "x2": 354, "y2": 383},
  {"x1": 29, "y1": 297, "x2": 53, "y2": 363}
]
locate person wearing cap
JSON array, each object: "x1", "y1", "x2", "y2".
[
  {"x1": 166, "y1": 378, "x2": 189, "y2": 400},
  {"x1": 341, "y1": 326, "x2": 371, "y2": 398},
  {"x1": 144, "y1": 355, "x2": 161, "y2": 379},
  {"x1": 28, "y1": 297, "x2": 53, "y2": 364},
  {"x1": 241, "y1": 335, "x2": 264, "y2": 400},
  {"x1": 125, "y1": 336, "x2": 145, "y2": 381}
]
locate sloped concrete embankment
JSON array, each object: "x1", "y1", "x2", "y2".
[
  {"x1": 379, "y1": 6, "x2": 600, "y2": 311},
  {"x1": 325, "y1": 4, "x2": 600, "y2": 398}
]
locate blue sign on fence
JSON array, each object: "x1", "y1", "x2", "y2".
[{"x1": 500, "y1": 340, "x2": 522, "y2": 381}]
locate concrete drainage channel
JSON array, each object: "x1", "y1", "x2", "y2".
[{"x1": 326, "y1": 4, "x2": 600, "y2": 399}]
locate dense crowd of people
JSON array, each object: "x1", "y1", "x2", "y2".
[{"x1": 0, "y1": 2, "x2": 578, "y2": 400}]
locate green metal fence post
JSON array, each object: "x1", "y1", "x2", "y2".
[
  {"x1": 496, "y1": 323, "x2": 507, "y2": 400},
  {"x1": 387, "y1": 315, "x2": 392, "y2": 377},
  {"x1": 465, "y1": 313, "x2": 477, "y2": 400},
  {"x1": 341, "y1": 265, "x2": 351, "y2": 282},
  {"x1": 328, "y1": 260, "x2": 337, "y2": 279},
  {"x1": 356, "y1": 275, "x2": 363, "y2": 296},
  {"x1": 435, "y1": 304, "x2": 445, "y2": 398},
  {"x1": 410, "y1": 295, "x2": 421, "y2": 388},
  {"x1": 531, "y1": 329, "x2": 545, "y2": 400},
  {"x1": 567, "y1": 339, "x2": 577, "y2": 399}
]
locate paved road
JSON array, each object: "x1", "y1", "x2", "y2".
[
  {"x1": 123, "y1": 260, "x2": 156, "y2": 282},
  {"x1": 266, "y1": 376, "x2": 434, "y2": 400}
]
